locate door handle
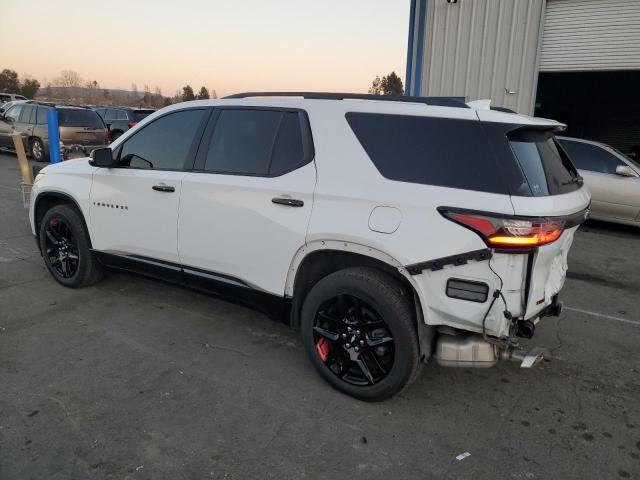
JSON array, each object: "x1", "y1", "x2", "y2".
[
  {"x1": 272, "y1": 197, "x2": 304, "y2": 207},
  {"x1": 152, "y1": 183, "x2": 175, "y2": 192}
]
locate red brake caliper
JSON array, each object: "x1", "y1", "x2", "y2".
[{"x1": 315, "y1": 337, "x2": 330, "y2": 362}]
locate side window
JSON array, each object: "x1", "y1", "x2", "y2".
[
  {"x1": 36, "y1": 107, "x2": 48, "y2": 125},
  {"x1": 5, "y1": 105, "x2": 23, "y2": 122},
  {"x1": 105, "y1": 109, "x2": 117, "y2": 121},
  {"x1": 119, "y1": 109, "x2": 206, "y2": 170},
  {"x1": 117, "y1": 110, "x2": 128, "y2": 120},
  {"x1": 19, "y1": 105, "x2": 35, "y2": 123},
  {"x1": 203, "y1": 109, "x2": 310, "y2": 176},
  {"x1": 559, "y1": 140, "x2": 624, "y2": 174},
  {"x1": 95, "y1": 108, "x2": 106, "y2": 118},
  {"x1": 346, "y1": 112, "x2": 510, "y2": 194},
  {"x1": 270, "y1": 112, "x2": 306, "y2": 176}
]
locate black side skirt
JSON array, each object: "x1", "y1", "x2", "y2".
[{"x1": 92, "y1": 251, "x2": 290, "y2": 323}]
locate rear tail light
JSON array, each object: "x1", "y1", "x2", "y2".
[
  {"x1": 440, "y1": 209, "x2": 566, "y2": 250},
  {"x1": 104, "y1": 128, "x2": 109, "y2": 142},
  {"x1": 128, "y1": 121, "x2": 137, "y2": 128}
]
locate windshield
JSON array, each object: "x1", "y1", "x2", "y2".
[{"x1": 58, "y1": 109, "x2": 105, "y2": 128}]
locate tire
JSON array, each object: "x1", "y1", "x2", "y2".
[
  {"x1": 300, "y1": 267, "x2": 420, "y2": 401},
  {"x1": 39, "y1": 204, "x2": 104, "y2": 288},
  {"x1": 30, "y1": 137, "x2": 48, "y2": 162}
]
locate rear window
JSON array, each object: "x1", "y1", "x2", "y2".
[
  {"x1": 133, "y1": 110, "x2": 153, "y2": 122},
  {"x1": 345, "y1": 113, "x2": 509, "y2": 194},
  {"x1": 58, "y1": 109, "x2": 104, "y2": 128},
  {"x1": 509, "y1": 130, "x2": 579, "y2": 195}
]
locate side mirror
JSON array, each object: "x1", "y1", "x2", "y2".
[
  {"x1": 615, "y1": 165, "x2": 637, "y2": 177},
  {"x1": 89, "y1": 147, "x2": 117, "y2": 168}
]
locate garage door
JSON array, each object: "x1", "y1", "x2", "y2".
[{"x1": 540, "y1": 0, "x2": 640, "y2": 71}]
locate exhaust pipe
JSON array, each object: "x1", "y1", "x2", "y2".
[{"x1": 435, "y1": 334, "x2": 546, "y2": 369}]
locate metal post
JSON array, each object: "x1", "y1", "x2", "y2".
[{"x1": 47, "y1": 108, "x2": 61, "y2": 164}]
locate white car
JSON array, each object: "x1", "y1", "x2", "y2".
[{"x1": 29, "y1": 93, "x2": 590, "y2": 401}]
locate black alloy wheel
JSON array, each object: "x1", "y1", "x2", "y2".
[
  {"x1": 301, "y1": 267, "x2": 421, "y2": 401},
  {"x1": 44, "y1": 216, "x2": 80, "y2": 278},
  {"x1": 39, "y1": 204, "x2": 103, "y2": 288},
  {"x1": 313, "y1": 294, "x2": 394, "y2": 386}
]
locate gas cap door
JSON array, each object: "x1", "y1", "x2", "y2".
[{"x1": 368, "y1": 206, "x2": 402, "y2": 234}]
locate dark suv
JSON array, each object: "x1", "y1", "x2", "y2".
[
  {"x1": 0, "y1": 103, "x2": 108, "y2": 161},
  {"x1": 94, "y1": 107, "x2": 155, "y2": 141}
]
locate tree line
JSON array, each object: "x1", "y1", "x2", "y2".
[
  {"x1": 0, "y1": 68, "x2": 219, "y2": 108},
  {"x1": 0, "y1": 69, "x2": 41, "y2": 98}
]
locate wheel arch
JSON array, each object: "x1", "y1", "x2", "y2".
[
  {"x1": 34, "y1": 191, "x2": 93, "y2": 249},
  {"x1": 287, "y1": 241, "x2": 432, "y2": 356}
]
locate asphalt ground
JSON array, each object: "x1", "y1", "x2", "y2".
[{"x1": 1, "y1": 152, "x2": 639, "y2": 480}]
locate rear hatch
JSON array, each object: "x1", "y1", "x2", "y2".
[
  {"x1": 58, "y1": 108, "x2": 108, "y2": 146},
  {"x1": 477, "y1": 110, "x2": 590, "y2": 319}
]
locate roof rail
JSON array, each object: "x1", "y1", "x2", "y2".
[{"x1": 223, "y1": 92, "x2": 469, "y2": 109}]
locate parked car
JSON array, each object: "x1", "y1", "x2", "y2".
[
  {"x1": 94, "y1": 106, "x2": 155, "y2": 141},
  {"x1": 558, "y1": 137, "x2": 640, "y2": 227},
  {"x1": 0, "y1": 103, "x2": 108, "y2": 161},
  {"x1": 29, "y1": 93, "x2": 590, "y2": 400},
  {"x1": 0, "y1": 93, "x2": 28, "y2": 105}
]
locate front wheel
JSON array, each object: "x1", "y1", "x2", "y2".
[
  {"x1": 300, "y1": 267, "x2": 420, "y2": 401},
  {"x1": 39, "y1": 204, "x2": 103, "y2": 288}
]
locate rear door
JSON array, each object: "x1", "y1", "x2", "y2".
[
  {"x1": 178, "y1": 107, "x2": 316, "y2": 295},
  {"x1": 90, "y1": 108, "x2": 209, "y2": 268},
  {"x1": 559, "y1": 139, "x2": 640, "y2": 222}
]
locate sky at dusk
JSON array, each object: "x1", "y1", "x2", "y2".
[{"x1": 2, "y1": 0, "x2": 410, "y2": 97}]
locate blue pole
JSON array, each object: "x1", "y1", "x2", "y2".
[{"x1": 47, "y1": 109, "x2": 61, "y2": 164}]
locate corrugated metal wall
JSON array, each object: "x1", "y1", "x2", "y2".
[
  {"x1": 417, "y1": 0, "x2": 545, "y2": 114},
  {"x1": 540, "y1": 0, "x2": 640, "y2": 72}
]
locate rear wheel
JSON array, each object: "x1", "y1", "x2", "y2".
[
  {"x1": 30, "y1": 137, "x2": 48, "y2": 162},
  {"x1": 39, "y1": 204, "x2": 103, "y2": 288},
  {"x1": 300, "y1": 267, "x2": 420, "y2": 401}
]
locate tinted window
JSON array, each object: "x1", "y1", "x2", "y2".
[
  {"x1": 346, "y1": 113, "x2": 509, "y2": 194},
  {"x1": 270, "y1": 112, "x2": 306, "y2": 176},
  {"x1": 58, "y1": 109, "x2": 104, "y2": 128},
  {"x1": 558, "y1": 139, "x2": 624, "y2": 174},
  {"x1": 133, "y1": 110, "x2": 153, "y2": 122},
  {"x1": 117, "y1": 110, "x2": 128, "y2": 120},
  {"x1": 104, "y1": 109, "x2": 118, "y2": 121},
  {"x1": 205, "y1": 109, "x2": 282, "y2": 175},
  {"x1": 95, "y1": 108, "x2": 106, "y2": 119},
  {"x1": 19, "y1": 105, "x2": 35, "y2": 123},
  {"x1": 5, "y1": 105, "x2": 23, "y2": 122},
  {"x1": 36, "y1": 107, "x2": 48, "y2": 125},
  {"x1": 119, "y1": 109, "x2": 206, "y2": 170},
  {"x1": 509, "y1": 130, "x2": 579, "y2": 196}
]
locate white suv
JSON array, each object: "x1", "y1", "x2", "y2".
[{"x1": 29, "y1": 93, "x2": 590, "y2": 401}]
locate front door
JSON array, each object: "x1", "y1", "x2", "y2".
[
  {"x1": 178, "y1": 108, "x2": 316, "y2": 296},
  {"x1": 0, "y1": 104, "x2": 23, "y2": 149},
  {"x1": 90, "y1": 108, "x2": 209, "y2": 266}
]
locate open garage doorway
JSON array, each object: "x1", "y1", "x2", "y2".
[{"x1": 534, "y1": 71, "x2": 640, "y2": 159}]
